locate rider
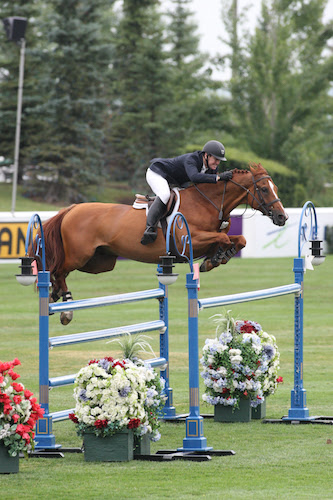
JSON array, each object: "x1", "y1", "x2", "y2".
[{"x1": 141, "y1": 140, "x2": 233, "y2": 245}]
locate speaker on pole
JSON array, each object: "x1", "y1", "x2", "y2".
[{"x1": 3, "y1": 17, "x2": 27, "y2": 42}]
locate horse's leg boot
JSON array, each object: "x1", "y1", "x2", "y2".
[{"x1": 141, "y1": 197, "x2": 167, "y2": 245}]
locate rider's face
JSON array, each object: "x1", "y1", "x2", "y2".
[{"x1": 206, "y1": 154, "x2": 220, "y2": 171}]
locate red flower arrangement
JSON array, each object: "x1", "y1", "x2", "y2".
[{"x1": 0, "y1": 359, "x2": 44, "y2": 457}]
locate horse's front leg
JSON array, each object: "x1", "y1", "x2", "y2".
[{"x1": 199, "y1": 234, "x2": 246, "y2": 272}]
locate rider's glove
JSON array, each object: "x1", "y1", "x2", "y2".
[{"x1": 219, "y1": 171, "x2": 233, "y2": 181}]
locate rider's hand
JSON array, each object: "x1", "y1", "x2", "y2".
[{"x1": 218, "y1": 171, "x2": 233, "y2": 181}]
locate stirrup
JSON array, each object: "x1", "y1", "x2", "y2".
[{"x1": 141, "y1": 227, "x2": 157, "y2": 245}]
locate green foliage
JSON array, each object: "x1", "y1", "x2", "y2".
[
  {"x1": 107, "y1": 0, "x2": 171, "y2": 186},
  {"x1": 221, "y1": 0, "x2": 333, "y2": 206},
  {"x1": 1, "y1": 0, "x2": 332, "y2": 207},
  {"x1": 23, "y1": 0, "x2": 113, "y2": 203},
  {"x1": 107, "y1": 333, "x2": 156, "y2": 361}
]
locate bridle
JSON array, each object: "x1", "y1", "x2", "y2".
[
  {"x1": 194, "y1": 172, "x2": 281, "y2": 224},
  {"x1": 231, "y1": 173, "x2": 281, "y2": 217}
]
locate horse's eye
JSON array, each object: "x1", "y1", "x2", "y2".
[{"x1": 261, "y1": 187, "x2": 269, "y2": 194}]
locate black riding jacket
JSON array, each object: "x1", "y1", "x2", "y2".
[{"x1": 149, "y1": 151, "x2": 218, "y2": 187}]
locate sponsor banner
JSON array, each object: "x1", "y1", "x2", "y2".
[
  {"x1": 238, "y1": 207, "x2": 333, "y2": 258},
  {"x1": 0, "y1": 212, "x2": 56, "y2": 260},
  {"x1": 0, "y1": 222, "x2": 28, "y2": 259}
]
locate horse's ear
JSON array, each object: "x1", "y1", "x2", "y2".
[
  {"x1": 249, "y1": 162, "x2": 259, "y2": 174},
  {"x1": 249, "y1": 162, "x2": 265, "y2": 175}
]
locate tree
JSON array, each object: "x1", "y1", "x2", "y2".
[
  {"x1": 220, "y1": 0, "x2": 333, "y2": 206},
  {"x1": 24, "y1": 0, "x2": 114, "y2": 202},
  {"x1": 106, "y1": 0, "x2": 172, "y2": 187},
  {"x1": 163, "y1": 0, "x2": 218, "y2": 146}
]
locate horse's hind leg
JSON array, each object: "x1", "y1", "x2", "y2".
[
  {"x1": 51, "y1": 273, "x2": 74, "y2": 325},
  {"x1": 60, "y1": 290, "x2": 74, "y2": 326}
]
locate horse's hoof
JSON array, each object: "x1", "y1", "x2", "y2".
[
  {"x1": 60, "y1": 311, "x2": 73, "y2": 325},
  {"x1": 200, "y1": 260, "x2": 213, "y2": 272}
]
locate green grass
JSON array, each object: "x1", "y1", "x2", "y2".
[{"x1": 1, "y1": 256, "x2": 333, "y2": 499}]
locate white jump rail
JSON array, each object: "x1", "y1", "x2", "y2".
[
  {"x1": 198, "y1": 283, "x2": 302, "y2": 310},
  {"x1": 49, "y1": 288, "x2": 165, "y2": 313}
]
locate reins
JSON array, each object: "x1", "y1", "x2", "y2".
[{"x1": 193, "y1": 172, "x2": 281, "y2": 224}]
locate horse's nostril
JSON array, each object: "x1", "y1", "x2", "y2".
[{"x1": 277, "y1": 213, "x2": 287, "y2": 225}]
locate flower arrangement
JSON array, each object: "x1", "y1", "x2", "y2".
[
  {"x1": 69, "y1": 355, "x2": 166, "y2": 442},
  {"x1": 201, "y1": 313, "x2": 282, "y2": 409},
  {"x1": 0, "y1": 359, "x2": 44, "y2": 457}
]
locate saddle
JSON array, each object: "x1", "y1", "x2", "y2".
[
  {"x1": 133, "y1": 189, "x2": 186, "y2": 261},
  {"x1": 133, "y1": 189, "x2": 179, "y2": 215}
]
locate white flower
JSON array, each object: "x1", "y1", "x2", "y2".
[{"x1": 229, "y1": 348, "x2": 241, "y2": 356}]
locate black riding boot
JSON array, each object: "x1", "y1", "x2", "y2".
[{"x1": 141, "y1": 197, "x2": 167, "y2": 245}]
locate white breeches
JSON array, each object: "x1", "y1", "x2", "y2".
[{"x1": 146, "y1": 168, "x2": 170, "y2": 205}]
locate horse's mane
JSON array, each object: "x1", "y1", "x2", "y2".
[{"x1": 232, "y1": 163, "x2": 267, "y2": 176}]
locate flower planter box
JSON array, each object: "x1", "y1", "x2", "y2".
[
  {"x1": 83, "y1": 429, "x2": 134, "y2": 462},
  {"x1": 251, "y1": 399, "x2": 267, "y2": 420},
  {"x1": 214, "y1": 398, "x2": 252, "y2": 423},
  {"x1": 134, "y1": 433, "x2": 151, "y2": 457},
  {"x1": 0, "y1": 443, "x2": 19, "y2": 474}
]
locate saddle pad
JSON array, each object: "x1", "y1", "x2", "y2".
[{"x1": 133, "y1": 188, "x2": 181, "y2": 228}]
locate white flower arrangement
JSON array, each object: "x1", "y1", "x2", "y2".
[
  {"x1": 69, "y1": 356, "x2": 166, "y2": 442},
  {"x1": 201, "y1": 313, "x2": 282, "y2": 409}
]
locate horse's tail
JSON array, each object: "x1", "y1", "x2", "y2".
[{"x1": 35, "y1": 205, "x2": 76, "y2": 283}]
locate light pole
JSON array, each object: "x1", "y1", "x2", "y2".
[{"x1": 2, "y1": 17, "x2": 27, "y2": 214}]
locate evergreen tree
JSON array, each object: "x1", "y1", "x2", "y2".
[
  {"x1": 221, "y1": 0, "x2": 333, "y2": 206},
  {"x1": 25, "y1": 0, "x2": 113, "y2": 202},
  {"x1": 107, "y1": 0, "x2": 172, "y2": 187},
  {"x1": 164, "y1": 0, "x2": 222, "y2": 147}
]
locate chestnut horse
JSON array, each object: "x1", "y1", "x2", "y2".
[{"x1": 36, "y1": 163, "x2": 287, "y2": 324}]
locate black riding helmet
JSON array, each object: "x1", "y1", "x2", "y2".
[{"x1": 203, "y1": 140, "x2": 227, "y2": 161}]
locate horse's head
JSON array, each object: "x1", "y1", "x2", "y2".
[{"x1": 235, "y1": 163, "x2": 288, "y2": 226}]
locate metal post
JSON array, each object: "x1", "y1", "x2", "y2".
[
  {"x1": 35, "y1": 269, "x2": 60, "y2": 449},
  {"x1": 283, "y1": 258, "x2": 310, "y2": 420},
  {"x1": 282, "y1": 201, "x2": 321, "y2": 422},
  {"x1": 11, "y1": 38, "x2": 25, "y2": 215},
  {"x1": 157, "y1": 267, "x2": 176, "y2": 418},
  {"x1": 22, "y1": 213, "x2": 60, "y2": 448},
  {"x1": 178, "y1": 272, "x2": 211, "y2": 451},
  {"x1": 163, "y1": 212, "x2": 211, "y2": 449}
]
